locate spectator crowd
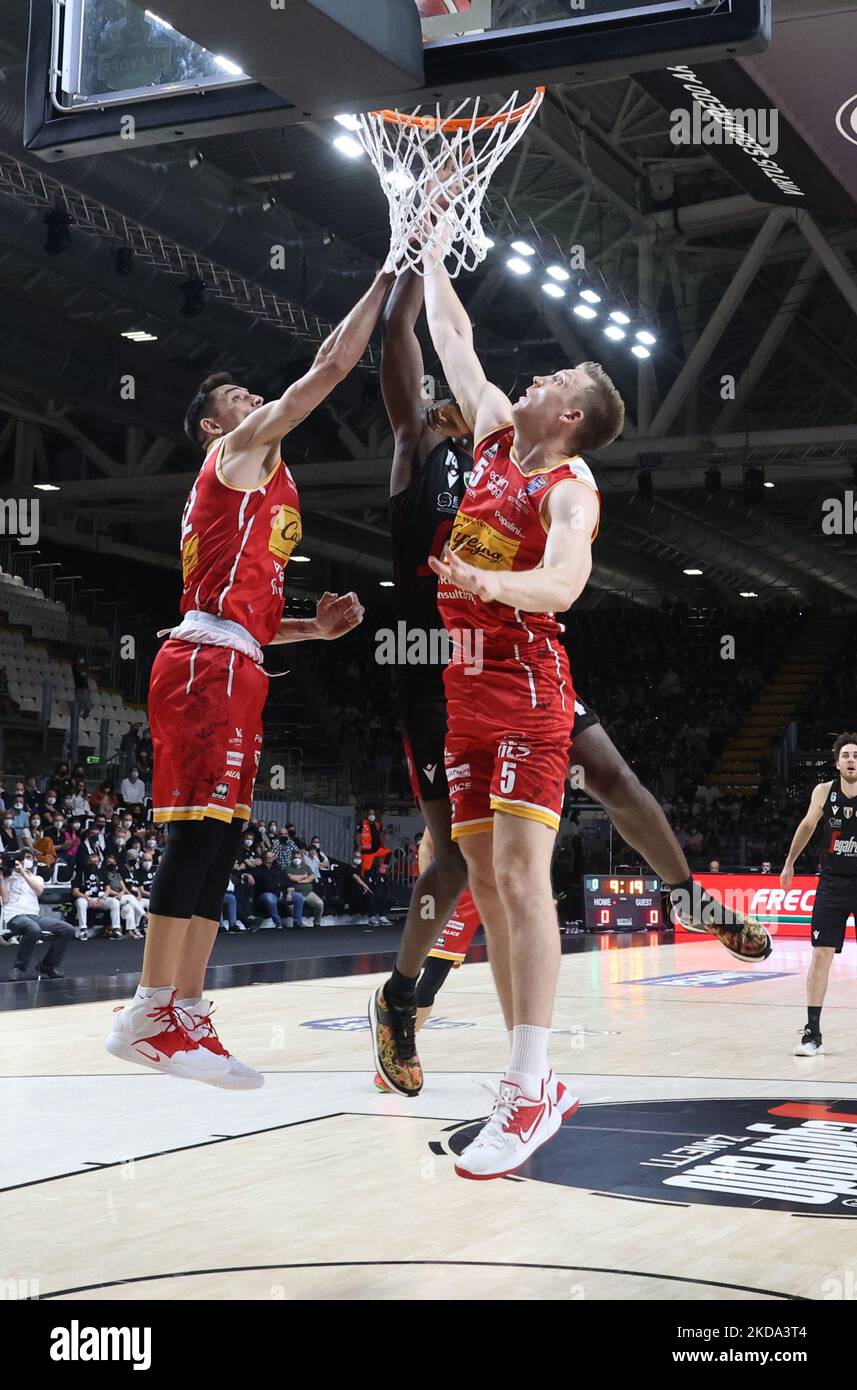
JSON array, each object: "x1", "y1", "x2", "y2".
[{"x1": 0, "y1": 760, "x2": 397, "y2": 979}]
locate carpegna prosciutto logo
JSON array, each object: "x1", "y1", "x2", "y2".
[{"x1": 434, "y1": 1099, "x2": 857, "y2": 1211}]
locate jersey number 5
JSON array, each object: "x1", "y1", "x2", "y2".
[{"x1": 499, "y1": 760, "x2": 517, "y2": 795}]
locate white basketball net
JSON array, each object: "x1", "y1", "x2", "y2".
[{"x1": 356, "y1": 89, "x2": 545, "y2": 278}]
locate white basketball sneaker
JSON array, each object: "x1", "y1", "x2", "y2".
[
  {"x1": 548, "y1": 1070, "x2": 580, "y2": 1121},
  {"x1": 106, "y1": 989, "x2": 232, "y2": 1083},
  {"x1": 179, "y1": 1000, "x2": 265, "y2": 1090},
  {"x1": 455, "y1": 1075, "x2": 563, "y2": 1180}
]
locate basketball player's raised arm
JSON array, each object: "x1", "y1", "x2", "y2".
[
  {"x1": 781, "y1": 781, "x2": 828, "y2": 889},
  {"x1": 423, "y1": 259, "x2": 511, "y2": 442},
  {"x1": 381, "y1": 271, "x2": 428, "y2": 492},
  {"x1": 429, "y1": 478, "x2": 598, "y2": 614},
  {"x1": 225, "y1": 269, "x2": 395, "y2": 454}
]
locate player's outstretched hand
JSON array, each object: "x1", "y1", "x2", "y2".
[
  {"x1": 428, "y1": 546, "x2": 501, "y2": 603},
  {"x1": 425, "y1": 400, "x2": 471, "y2": 437},
  {"x1": 314, "y1": 590, "x2": 365, "y2": 640}
]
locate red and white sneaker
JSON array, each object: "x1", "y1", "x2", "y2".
[
  {"x1": 180, "y1": 1000, "x2": 264, "y2": 1090},
  {"x1": 548, "y1": 1071, "x2": 580, "y2": 1121},
  {"x1": 455, "y1": 1075, "x2": 563, "y2": 1180},
  {"x1": 105, "y1": 989, "x2": 232, "y2": 1084}
]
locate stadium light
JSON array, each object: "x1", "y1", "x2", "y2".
[
  {"x1": 740, "y1": 591, "x2": 759, "y2": 598},
  {"x1": 510, "y1": 239, "x2": 536, "y2": 257},
  {"x1": 636, "y1": 330, "x2": 656, "y2": 346},
  {"x1": 579, "y1": 289, "x2": 601, "y2": 304},
  {"x1": 542, "y1": 282, "x2": 565, "y2": 300},
  {"x1": 289, "y1": 555, "x2": 311, "y2": 563},
  {"x1": 546, "y1": 265, "x2": 570, "y2": 282},
  {"x1": 604, "y1": 325, "x2": 626, "y2": 341},
  {"x1": 507, "y1": 257, "x2": 532, "y2": 276},
  {"x1": 573, "y1": 303, "x2": 598, "y2": 320},
  {"x1": 683, "y1": 568, "x2": 704, "y2": 576},
  {"x1": 609, "y1": 310, "x2": 631, "y2": 324},
  {"x1": 630, "y1": 344, "x2": 651, "y2": 359},
  {"x1": 333, "y1": 134, "x2": 364, "y2": 159},
  {"x1": 334, "y1": 113, "x2": 361, "y2": 131},
  {"x1": 379, "y1": 580, "x2": 395, "y2": 588}
]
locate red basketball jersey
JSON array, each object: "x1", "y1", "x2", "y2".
[
  {"x1": 179, "y1": 438, "x2": 302, "y2": 647},
  {"x1": 437, "y1": 424, "x2": 599, "y2": 657}
]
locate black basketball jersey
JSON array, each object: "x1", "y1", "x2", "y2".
[
  {"x1": 387, "y1": 439, "x2": 471, "y2": 692},
  {"x1": 819, "y1": 778, "x2": 857, "y2": 876}
]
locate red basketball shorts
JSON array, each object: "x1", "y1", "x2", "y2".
[
  {"x1": 428, "y1": 888, "x2": 481, "y2": 964},
  {"x1": 443, "y1": 648, "x2": 574, "y2": 841},
  {"x1": 149, "y1": 639, "x2": 269, "y2": 824}
]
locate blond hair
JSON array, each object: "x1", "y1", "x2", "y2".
[{"x1": 573, "y1": 362, "x2": 626, "y2": 451}]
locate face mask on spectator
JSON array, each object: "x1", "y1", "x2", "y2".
[
  {"x1": 244, "y1": 838, "x2": 254, "y2": 850},
  {"x1": 367, "y1": 813, "x2": 375, "y2": 822},
  {"x1": 352, "y1": 856, "x2": 362, "y2": 868},
  {"x1": 45, "y1": 796, "x2": 56, "y2": 806},
  {"x1": 146, "y1": 838, "x2": 157, "y2": 848},
  {"x1": 105, "y1": 860, "x2": 117, "y2": 871},
  {"x1": 21, "y1": 856, "x2": 34, "y2": 871}
]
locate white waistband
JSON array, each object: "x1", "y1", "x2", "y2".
[{"x1": 157, "y1": 610, "x2": 264, "y2": 665}]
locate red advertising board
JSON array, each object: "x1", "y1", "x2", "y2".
[{"x1": 675, "y1": 874, "x2": 835, "y2": 940}]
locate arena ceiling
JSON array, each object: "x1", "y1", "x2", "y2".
[{"x1": 0, "y1": 0, "x2": 856, "y2": 608}]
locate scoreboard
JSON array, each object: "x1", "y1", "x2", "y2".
[{"x1": 583, "y1": 876, "x2": 662, "y2": 931}]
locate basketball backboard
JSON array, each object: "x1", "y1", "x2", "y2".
[{"x1": 24, "y1": 0, "x2": 770, "y2": 161}]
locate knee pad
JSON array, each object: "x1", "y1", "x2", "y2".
[{"x1": 415, "y1": 953, "x2": 455, "y2": 1008}]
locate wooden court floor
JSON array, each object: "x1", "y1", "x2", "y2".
[{"x1": 3, "y1": 934, "x2": 857, "y2": 1302}]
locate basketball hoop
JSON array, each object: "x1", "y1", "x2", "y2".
[{"x1": 355, "y1": 88, "x2": 545, "y2": 278}]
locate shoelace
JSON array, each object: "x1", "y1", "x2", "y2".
[
  {"x1": 472, "y1": 1082, "x2": 521, "y2": 1150},
  {"x1": 189, "y1": 1011, "x2": 231, "y2": 1056},
  {"x1": 146, "y1": 999, "x2": 194, "y2": 1042},
  {"x1": 386, "y1": 998, "x2": 417, "y2": 1062}
]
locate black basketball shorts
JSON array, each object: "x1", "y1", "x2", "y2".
[{"x1": 810, "y1": 875, "x2": 857, "y2": 952}]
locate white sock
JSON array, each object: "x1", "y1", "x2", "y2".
[
  {"x1": 133, "y1": 985, "x2": 172, "y2": 1005},
  {"x1": 506, "y1": 1024, "x2": 550, "y2": 1096},
  {"x1": 175, "y1": 996, "x2": 203, "y2": 1013}
]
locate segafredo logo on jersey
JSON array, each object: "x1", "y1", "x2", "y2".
[
  {"x1": 435, "y1": 1099, "x2": 857, "y2": 1211},
  {"x1": 833, "y1": 835, "x2": 857, "y2": 856}
]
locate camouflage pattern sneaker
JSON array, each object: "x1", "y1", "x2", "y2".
[
  {"x1": 368, "y1": 987, "x2": 423, "y2": 1097},
  {"x1": 670, "y1": 882, "x2": 772, "y2": 962}
]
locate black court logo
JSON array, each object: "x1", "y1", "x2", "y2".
[{"x1": 432, "y1": 1099, "x2": 857, "y2": 1212}]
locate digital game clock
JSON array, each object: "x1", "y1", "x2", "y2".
[{"x1": 583, "y1": 875, "x2": 662, "y2": 931}]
